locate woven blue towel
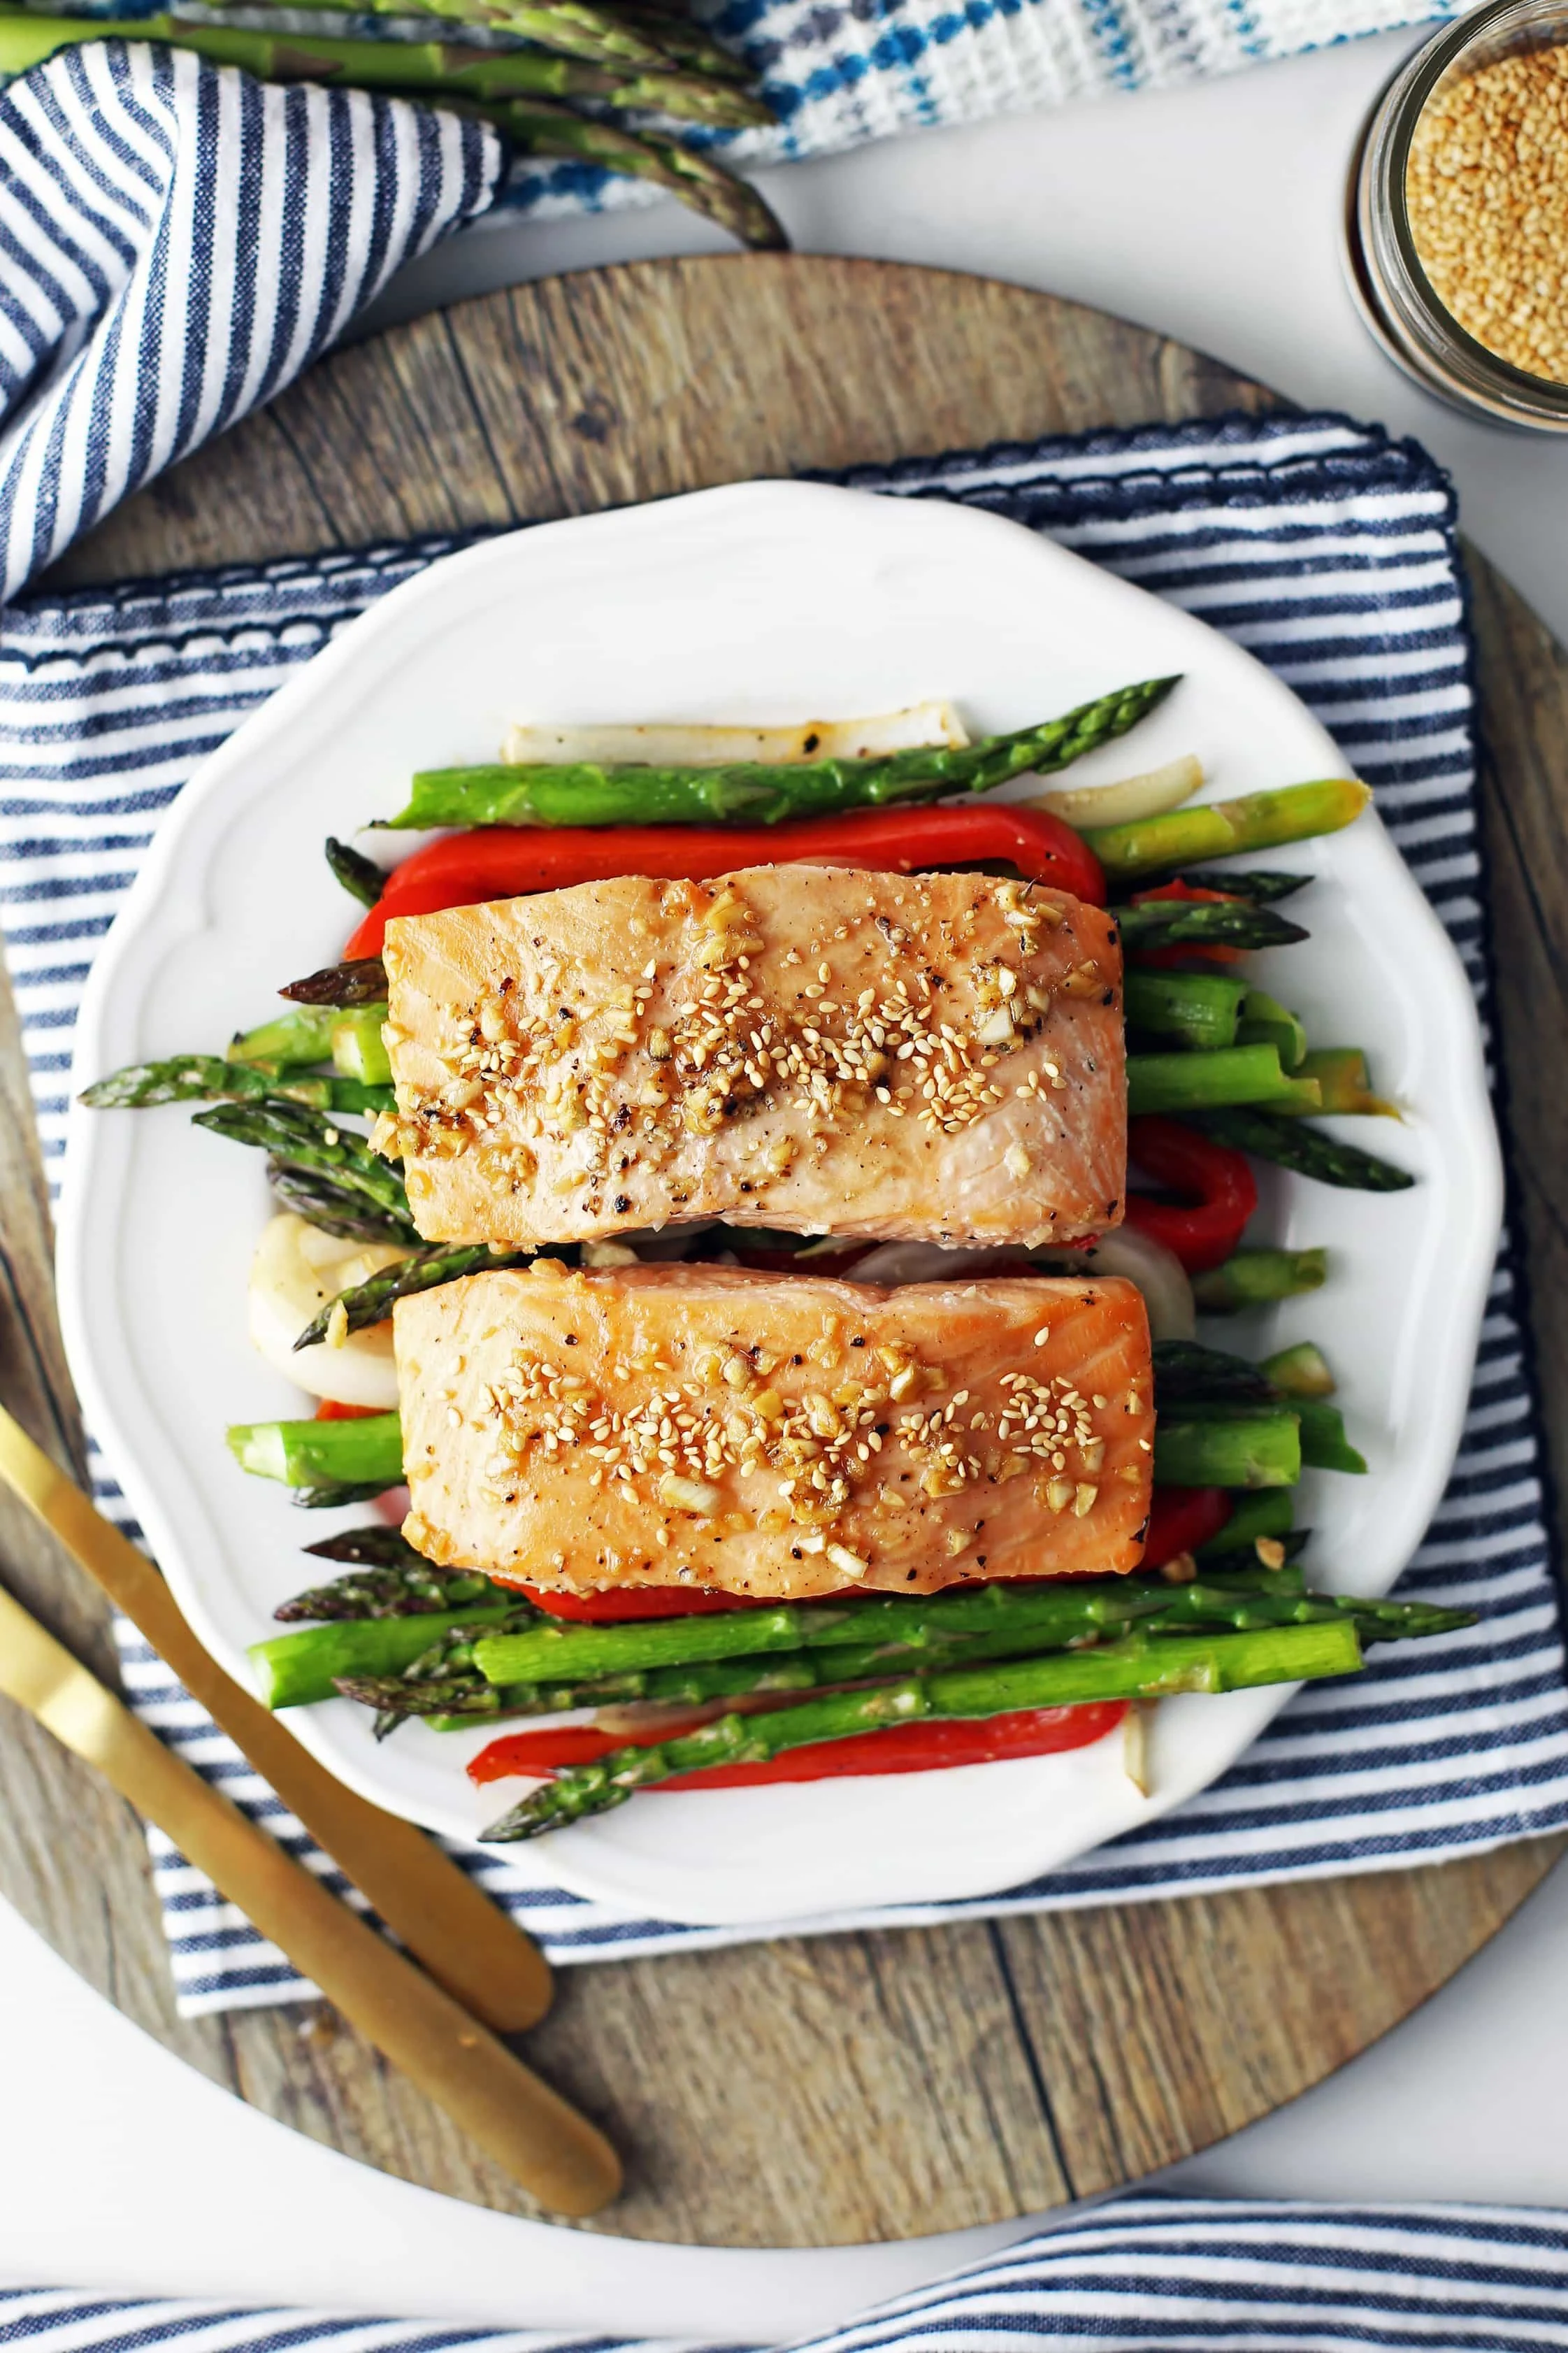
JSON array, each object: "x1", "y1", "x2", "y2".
[
  {"x1": 10, "y1": 2198, "x2": 1568, "y2": 2350},
  {"x1": 3, "y1": 408, "x2": 1565, "y2": 2013}
]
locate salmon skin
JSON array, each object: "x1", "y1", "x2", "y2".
[
  {"x1": 396, "y1": 1262, "x2": 1153, "y2": 1600},
  {"x1": 375, "y1": 865, "x2": 1124, "y2": 1251}
]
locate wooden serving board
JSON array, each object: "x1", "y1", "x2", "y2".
[{"x1": 1, "y1": 252, "x2": 1565, "y2": 2250}]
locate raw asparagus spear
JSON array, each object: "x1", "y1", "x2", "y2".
[
  {"x1": 80, "y1": 1053, "x2": 389, "y2": 1116},
  {"x1": 280, "y1": 957, "x2": 391, "y2": 1008},
  {"x1": 1085, "y1": 780, "x2": 1372, "y2": 883},
  {"x1": 1192, "y1": 1107, "x2": 1415, "y2": 1191},
  {"x1": 1126, "y1": 1043, "x2": 1322, "y2": 1117},
  {"x1": 203, "y1": 0, "x2": 712, "y2": 71},
  {"x1": 252, "y1": 1605, "x2": 532, "y2": 1710},
  {"x1": 228, "y1": 1410, "x2": 405, "y2": 1494},
  {"x1": 431, "y1": 94, "x2": 786, "y2": 249},
  {"x1": 1123, "y1": 969, "x2": 1247, "y2": 1050},
  {"x1": 385, "y1": 678, "x2": 1180, "y2": 830},
  {"x1": 0, "y1": 15, "x2": 769, "y2": 126},
  {"x1": 1114, "y1": 900, "x2": 1309, "y2": 954},
  {"x1": 294, "y1": 1242, "x2": 535, "y2": 1350},
  {"x1": 264, "y1": 1161, "x2": 416, "y2": 1245},
  {"x1": 326, "y1": 838, "x2": 385, "y2": 910},
  {"x1": 1192, "y1": 1247, "x2": 1328, "y2": 1310},
  {"x1": 1153, "y1": 1410, "x2": 1302, "y2": 1489},
  {"x1": 193, "y1": 1101, "x2": 415, "y2": 1229},
  {"x1": 479, "y1": 1622, "x2": 1366, "y2": 1838},
  {"x1": 616, "y1": 6, "x2": 752, "y2": 80}
]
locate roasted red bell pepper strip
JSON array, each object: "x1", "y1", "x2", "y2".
[
  {"x1": 467, "y1": 1700, "x2": 1127, "y2": 1788},
  {"x1": 1144, "y1": 1485, "x2": 1232, "y2": 1567},
  {"x1": 344, "y1": 805, "x2": 1105, "y2": 957},
  {"x1": 1125, "y1": 1115, "x2": 1258, "y2": 1273},
  {"x1": 1131, "y1": 878, "x2": 1245, "y2": 968},
  {"x1": 503, "y1": 1583, "x2": 772, "y2": 1622}
]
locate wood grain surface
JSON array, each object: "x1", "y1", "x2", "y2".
[{"x1": 1, "y1": 252, "x2": 1562, "y2": 2248}]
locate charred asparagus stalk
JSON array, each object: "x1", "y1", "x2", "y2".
[
  {"x1": 293, "y1": 1242, "x2": 538, "y2": 1350},
  {"x1": 193, "y1": 1102, "x2": 415, "y2": 1231},
  {"x1": 479, "y1": 1622, "x2": 1367, "y2": 1837},
  {"x1": 1192, "y1": 1107, "x2": 1415, "y2": 1191},
  {"x1": 280, "y1": 957, "x2": 392, "y2": 1008},
  {"x1": 336, "y1": 1582, "x2": 1475, "y2": 1731},
  {"x1": 275, "y1": 1558, "x2": 512, "y2": 1621},
  {"x1": 326, "y1": 838, "x2": 386, "y2": 910},
  {"x1": 1114, "y1": 900, "x2": 1309, "y2": 954},
  {"x1": 264, "y1": 1162, "x2": 415, "y2": 1245}
]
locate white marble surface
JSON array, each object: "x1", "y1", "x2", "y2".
[{"x1": 5, "y1": 26, "x2": 1568, "y2": 2335}]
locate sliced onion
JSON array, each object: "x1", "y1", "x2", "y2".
[
  {"x1": 1037, "y1": 1224, "x2": 1197, "y2": 1341},
  {"x1": 502, "y1": 703, "x2": 968, "y2": 768},
  {"x1": 247, "y1": 1213, "x2": 408, "y2": 1408},
  {"x1": 846, "y1": 1242, "x2": 1033, "y2": 1286},
  {"x1": 1026, "y1": 754, "x2": 1203, "y2": 832}
]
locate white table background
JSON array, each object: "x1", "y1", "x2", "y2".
[{"x1": 6, "y1": 26, "x2": 1568, "y2": 2335}]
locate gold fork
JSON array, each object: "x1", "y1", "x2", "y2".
[
  {"x1": 0, "y1": 1568, "x2": 621, "y2": 2215},
  {"x1": 0, "y1": 1401, "x2": 553, "y2": 2036}
]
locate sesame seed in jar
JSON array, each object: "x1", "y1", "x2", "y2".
[{"x1": 1406, "y1": 43, "x2": 1568, "y2": 382}]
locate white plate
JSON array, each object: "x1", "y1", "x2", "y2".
[{"x1": 56, "y1": 480, "x2": 1502, "y2": 1927}]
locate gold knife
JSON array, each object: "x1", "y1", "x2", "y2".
[
  {"x1": 0, "y1": 1573, "x2": 621, "y2": 2215},
  {"x1": 0, "y1": 1403, "x2": 552, "y2": 2035}
]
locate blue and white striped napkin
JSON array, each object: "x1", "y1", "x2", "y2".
[
  {"x1": 10, "y1": 2197, "x2": 1568, "y2": 2350},
  {"x1": 3, "y1": 408, "x2": 1565, "y2": 2013}
]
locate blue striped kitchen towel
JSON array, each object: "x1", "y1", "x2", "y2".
[
  {"x1": 3, "y1": 406, "x2": 1565, "y2": 2015},
  {"x1": 10, "y1": 2198, "x2": 1568, "y2": 2350}
]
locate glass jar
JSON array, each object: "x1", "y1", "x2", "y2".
[{"x1": 1346, "y1": 0, "x2": 1568, "y2": 431}]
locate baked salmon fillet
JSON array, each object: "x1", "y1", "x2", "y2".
[
  {"x1": 396, "y1": 1261, "x2": 1153, "y2": 1600},
  {"x1": 375, "y1": 865, "x2": 1124, "y2": 1250}
]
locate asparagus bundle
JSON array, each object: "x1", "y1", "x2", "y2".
[
  {"x1": 0, "y1": 15, "x2": 768, "y2": 125},
  {"x1": 475, "y1": 1624, "x2": 1364, "y2": 1838},
  {"x1": 0, "y1": 4, "x2": 781, "y2": 245},
  {"x1": 253, "y1": 1547, "x2": 1474, "y2": 1710}
]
